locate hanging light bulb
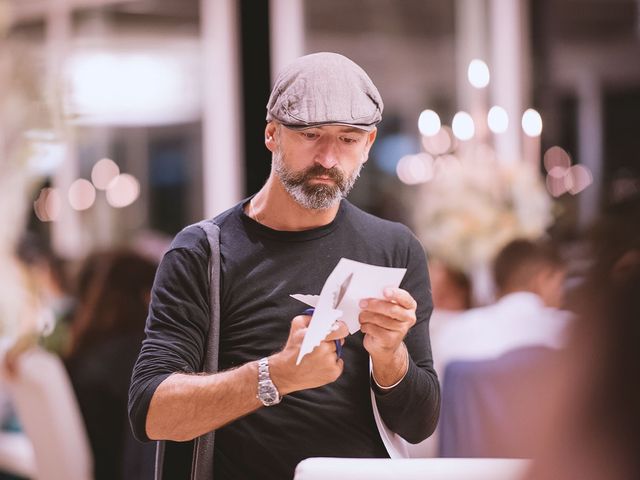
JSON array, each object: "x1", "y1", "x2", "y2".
[
  {"x1": 468, "y1": 59, "x2": 490, "y2": 88},
  {"x1": 418, "y1": 109, "x2": 441, "y2": 136},
  {"x1": 487, "y1": 106, "x2": 509, "y2": 134},
  {"x1": 452, "y1": 111, "x2": 475, "y2": 141},
  {"x1": 522, "y1": 109, "x2": 543, "y2": 137}
]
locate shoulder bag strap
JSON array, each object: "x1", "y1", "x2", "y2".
[
  {"x1": 153, "y1": 220, "x2": 221, "y2": 480},
  {"x1": 191, "y1": 220, "x2": 222, "y2": 480}
]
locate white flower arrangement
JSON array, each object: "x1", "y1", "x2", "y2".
[{"x1": 413, "y1": 146, "x2": 553, "y2": 275}]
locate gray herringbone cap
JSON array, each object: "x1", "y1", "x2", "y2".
[{"x1": 266, "y1": 52, "x2": 383, "y2": 131}]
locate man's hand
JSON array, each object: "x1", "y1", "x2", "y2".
[
  {"x1": 269, "y1": 314, "x2": 349, "y2": 396},
  {"x1": 359, "y1": 287, "x2": 417, "y2": 387}
]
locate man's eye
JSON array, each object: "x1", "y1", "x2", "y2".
[
  {"x1": 340, "y1": 136, "x2": 358, "y2": 144},
  {"x1": 302, "y1": 132, "x2": 318, "y2": 139}
]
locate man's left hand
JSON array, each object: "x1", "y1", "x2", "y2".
[{"x1": 359, "y1": 287, "x2": 417, "y2": 386}]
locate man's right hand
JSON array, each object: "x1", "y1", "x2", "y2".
[
  {"x1": 145, "y1": 313, "x2": 348, "y2": 441},
  {"x1": 269, "y1": 314, "x2": 348, "y2": 395}
]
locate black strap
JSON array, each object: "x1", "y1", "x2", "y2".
[
  {"x1": 154, "y1": 220, "x2": 221, "y2": 480},
  {"x1": 154, "y1": 440, "x2": 165, "y2": 480},
  {"x1": 191, "y1": 220, "x2": 221, "y2": 480}
]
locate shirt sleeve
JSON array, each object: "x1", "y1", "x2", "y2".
[
  {"x1": 128, "y1": 227, "x2": 211, "y2": 442},
  {"x1": 372, "y1": 231, "x2": 441, "y2": 444}
]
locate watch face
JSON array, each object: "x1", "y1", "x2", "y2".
[{"x1": 259, "y1": 381, "x2": 280, "y2": 406}]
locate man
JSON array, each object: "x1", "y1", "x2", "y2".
[
  {"x1": 432, "y1": 238, "x2": 571, "y2": 379},
  {"x1": 129, "y1": 52, "x2": 440, "y2": 479}
]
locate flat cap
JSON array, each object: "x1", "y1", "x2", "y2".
[{"x1": 266, "y1": 52, "x2": 383, "y2": 131}]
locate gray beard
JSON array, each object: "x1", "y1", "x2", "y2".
[{"x1": 273, "y1": 149, "x2": 363, "y2": 210}]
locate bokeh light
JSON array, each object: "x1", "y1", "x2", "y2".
[
  {"x1": 433, "y1": 155, "x2": 463, "y2": 181},
  {"x1": 67, "y1": 49, "x2": 200, "y2": 125},
  {"x1": 422, "y1": 126, "x2": 453, "y2": 155},
  {"x1": 612, "y1": 177, "x2": 640, "y2": 203},
  {"x1": 543, "y1": 146, "x2": 571, "y2": 172},
  {"x1": 396, "y1": 153, "x2": 434, "y2": 185},
  {"x1": 106, "y1": 174, "x2": 140, "y2": 208},
  {"x1": 452, "y1": 111, "x2": 475, "y2": 141},
  {"x1": 33, "y1": 188, "x2": 62, "y2": 222},
  {"x1": 468, "y1": 59, "x2": 490, "y2": 88},
  {"x1": 68, "y1": 179, "x2": 96, "y2": 211},
  {"x1": 546, "y1": 174, "x2": 568, "y2": 198},
  {"x1": 565, "y1": 165, "x2": 593, "y2": 195},
  {"x1": 487, "y1": 106, "x2": 509, "y2": 134},
  {"x1": 522, "y1": 109, "x2": 543, "y2": 137},
  {"x1": 548, "y1": 166, "x2": 568, "y2": 179},
  {"x1": 418, "y1": 109, "x2": 441, "y2": 137},
  {"x1": 91, "y1": 158, "x2": 120, "y2": 190}
]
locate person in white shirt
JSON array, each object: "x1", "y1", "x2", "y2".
[{"x1": 433, "y1": 239, "x2": 571, "y2": 380}]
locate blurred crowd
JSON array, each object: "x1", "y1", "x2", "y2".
[
  {"x1": 428, "y1": 193, "x2": 640, "y2": 479},
  {"x1": 0, "y1": 234, "x2": 165, "y2": 480},
  {"x1": 1, "y1": 193, "x2": 639, "y2": 480}
]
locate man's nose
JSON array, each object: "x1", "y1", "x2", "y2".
[{"x1": 314, "y1": 139, "x2": 339, "y2": 169}]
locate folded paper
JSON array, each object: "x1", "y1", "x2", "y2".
[{"x1": 291, "y1": 258, "x2": 406, "y2": 364}]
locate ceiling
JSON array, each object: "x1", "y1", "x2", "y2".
[
  {"x1": 8, "y1": 0, "x2": 639, "y2": 44},
  {"x1": 306, "y1": 0, "x2": 639, "y2": 43}
]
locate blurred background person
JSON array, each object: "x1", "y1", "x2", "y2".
[
  {"x1": 432, "y1": 238, "x2": 571, "y2": 380},
  {"x1": 13, "y1": 233, "x2": 74, "y2": 356},
  {"x1": 1, "y1": 233, "x2": 72, "y2": 373},
  {"x1": 527, "y1": 196, "x2": 640, "y2": 479},
  {"x1": 1, "y1": 232, "x2": 73, "y2": 479},
  {"x1": 428, "y1": 257, "x2": 471, "y2": 338},
  {"x1": 65, "y1": 249, "x2": 157, "y2": 480},
  {"x1": 426, "y1": 239, "x2": 570, "y2": 458}
]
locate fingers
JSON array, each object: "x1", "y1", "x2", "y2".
[
  {"x1": 288, "y1": 314, "x2": 312, "y2": 338},
  {"x1": 361, "y1": 322, "x2": 397, "y2": 340},
  {"x1": 360, "y1": 323, "x2": 402, "y2": 351},
  {"x1": 359, "y1": 290, "x2": 416, "y2": 356},
  {"x1": 288, "y1": 316, "x2": 346, "y2": 357},
  {"x1": 359, "y1": 301, "x2": 416, "y2": 328},
  {"x1": 360, "y1": 287, "x2": 416, "y2": 318},
  {"x1": 324, "y1": 321, "x2": 349, "y2": 341},
  {"x1": 383, "y1": 287, "x2": 418, "y2": 310},
  {"x1": 289, "y1": 316, "x2": 348, "y2": 347},
  {"x1": 359, "y1": 311, "x2": 401, "y2": 332},
  {"x1": 313, "y1": 339, "x2": 343, "y2": 359},
  {"x1": 292, "y1": 313, "x2": 312, "y2": 329}
]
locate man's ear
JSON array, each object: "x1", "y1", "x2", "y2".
[
  {"x1": 532, "y1": 267, "x2": 565, "y2": 308},
  {"x1": 362, "y1": 127, "x2": 378, "y2": 162},
  {"x1": 265, "y1": 122, "x2": 278, "y2": 153}
]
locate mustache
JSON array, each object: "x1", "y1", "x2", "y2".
[{"x1": 302, "y1": 165, "x2": 345, "y2": 183}]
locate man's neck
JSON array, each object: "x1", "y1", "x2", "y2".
[{"x1": 247, "y1": 176, "x2": 341, "y2": 231}]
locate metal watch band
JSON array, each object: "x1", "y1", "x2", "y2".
[{"x1": 257, "y1": 357, "x2": 281, "y2": 406}]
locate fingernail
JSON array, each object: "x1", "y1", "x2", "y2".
[
  {"x1": 330, "y1": 323, "x2": 340, "y2": 332},
  {"x1": 359, "y1": 299, "x2": 368, "y2": 308}
]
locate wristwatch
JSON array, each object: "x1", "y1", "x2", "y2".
[{"x1": 257, "y1": 357, "x2": 281, "y2": 406}]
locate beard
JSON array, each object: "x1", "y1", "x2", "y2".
[{"x1": 273, "y1": 148, "x2": 363, "y2": 210}]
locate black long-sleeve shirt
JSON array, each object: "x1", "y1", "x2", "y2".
[{"x1": 129, "y1": 199, "x2": 440, "y2": 479}]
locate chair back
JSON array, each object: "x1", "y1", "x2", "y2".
[
  {"x1": 0, "y1": 431, "x2": 36, "y2": 478},
  {"x1": 6, "y1": 347, "x2": 93, "y2": 480},
  {"x1": 439, "y1": 346, "x2": 559, "y2": 458}
]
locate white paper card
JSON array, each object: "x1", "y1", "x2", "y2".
[
  {"x1": 289, "y1": 294, "x2": 319, "y2": 308},
  {"x1": 291, "y1": 258, "x2": 406, "y2": 364}
]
